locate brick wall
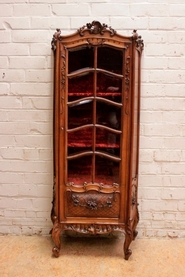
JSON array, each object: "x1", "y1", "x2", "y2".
[{"x1": 0, "y1": 0, "x2": 185, "y2": 238}]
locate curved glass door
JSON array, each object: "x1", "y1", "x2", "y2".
[{"x1": 67, "y1": 45, "x2": 124, "y2": 186}]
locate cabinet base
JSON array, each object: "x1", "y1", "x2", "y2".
[{"x1": 51, "y1": 216, "x2": 138, "y2": 260}]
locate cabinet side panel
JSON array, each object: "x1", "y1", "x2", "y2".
[
  {"x1": 53, "y1": 40, "x2": 61, "y2": 221},
  {"x1": 59, "y1": 43, "x2": 67, "y2": 221},
  {"x1": 131, "y1": 49, "x2": 140, "y2": 180},
  {"x1": 120, "y1": 45, "x2": 132, "y2": 223},
  {"x1": 127, "y1": 46, "x2": 141, "y2": 229}
]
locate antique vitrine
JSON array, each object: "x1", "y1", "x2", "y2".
[{"x1": 51, "y1": 21, "x2": 143, "y2": 260}]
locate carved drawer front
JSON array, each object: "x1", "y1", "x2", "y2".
[{"x1": 65, "y1": 191, "x2": 120, "y2": 218}]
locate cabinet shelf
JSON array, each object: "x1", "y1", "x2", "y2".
[
  {"x1": 68, "y1": 92, "x2": 121, "y2": 97},
  {"x1": 68, "y1": 142, "x2": 120, "y2": 148}
]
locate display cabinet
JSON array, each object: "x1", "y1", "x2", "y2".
[{"x1": 51, "y1": 21, "x2": 143, "y2": 260}]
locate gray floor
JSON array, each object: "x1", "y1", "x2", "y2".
[{"x1": 0, "y1": 235, "x2": 185, "y2": 277}]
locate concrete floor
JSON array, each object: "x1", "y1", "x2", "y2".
[{"x1": 0, "y1": 235, "x2": 185, "y2": 277}]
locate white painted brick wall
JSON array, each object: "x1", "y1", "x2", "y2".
[{"x1": 0, "y1": 0, "x2": 185, "y2": 238}]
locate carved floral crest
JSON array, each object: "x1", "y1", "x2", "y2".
[{"x1": 78, "y1": 21, "x2": 116, "y2": 37}]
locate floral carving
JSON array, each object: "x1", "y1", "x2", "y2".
[
  {"x1": 125, "y1": 55, "x2": 131, "y2": 115},
  {"x1": 71, "y1": 194, "x2": 114, "y2": 210},
  {"x1": 63, "y1": 223, "x2": 125, "y2": 234},
  {"x1": 87, "y1": 38, "x2": 106, "y2": 46},
  {"x1": 78, "y1": 21, "x2": 116, "y2": 37},
  {"x1": 131, "y1": 176, "x2": 138, "y2": 208},
  {"x1": 61, "y1": 53, "x2": 66, "y2": 90}
]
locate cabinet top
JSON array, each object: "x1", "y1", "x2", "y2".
[{"x1": 51, "y1": 20, "x2": 144, "y2": 53}]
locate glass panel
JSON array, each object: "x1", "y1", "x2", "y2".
[
  {"x1": 96, "y1": 128, "x2": 120, "y2": 156},
  {"x1": 68, "y1": 72, "x2": 94, "y2": 97},
  {"x1": 68, "y1": 47, "x2": 94, "y2": 73},
  {"x1": 97, "y1": 46, "x2": 123, "y2": 74},
  {"x1": 95, "y1": 156, "x2": 120, "y2": 185},
  {"x1": 68, "y1": 155, "x2": 92, "y2": 185},
  {"x1": 68, "y1": 100, "x2": 93, "y2": 129},
  {"x1": 68, "y1": 146, "x2": 92, "y2": 156},
  {"x1": 97, "y1": 72, "x2": 122, "y2": 102},
  {"x1": 68, "y1": 127, "x2": 93, "y2": 148},
  {"x1": 97, "y1": 101, "x2": 121, "y2": 130}
]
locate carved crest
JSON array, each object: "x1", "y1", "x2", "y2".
[
  {"x1": 78, "y1": 21, "x2": 116, "y2": 37},
  {"x1": 133, "y1": 30, "x2": 144, "y2": 52},
  {"x1": 51, "y1": 28, "x2": 61, "y2": 51}
]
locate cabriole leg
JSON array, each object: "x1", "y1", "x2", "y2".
[
  {"x1": 51, "y1": 217, "x2": 62, "y2": 258},
  {"x1": 124, "y1": 231, "x2": 133, "y2": 260}
]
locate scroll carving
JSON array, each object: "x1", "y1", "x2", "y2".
[
  {"x1": 51, "y1": 216, "x2": 62, "y2": 258},
  {"x1": 125, "y1": 55, "x2": 130, "y2": 115},
  {"x1": 130, "y1": 176, "x2": 139, "y2": 233},
  {"x1": 61, "y1": 53, "x2": 66, "y2": 90},
  {"x1": 78, "y1": 21, "x2": 116, "y2": 37},
  {"x1": 124, "y1": 176, "x2": 139, "y2": 259},
  {"x1": 63, "y1": 223, "x2": 125, "y2": 235},
  {"x1": 51, "y1": 29, "x2": 61, "y2": 51},
  {"x1": 131, "y1": 176, "x2": 138, "y2": 207},
  {"x1": 66, "y1": 181, "x2": 119, "y2": 193},
  {"x1": 133, "y1": 30, "x2": 144, "y2": 53},
  {"x1": 87, "y1": 38, "x2": 106, "y2": 46}
]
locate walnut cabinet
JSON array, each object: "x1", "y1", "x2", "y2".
[{"x1": 51, "y1": 21, "x2": 143, "y2": 260}]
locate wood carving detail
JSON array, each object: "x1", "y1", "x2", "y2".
[
  {"x1": 78, "y1": 21, "x2": 116, "y2": 37},
  {"x1": 61, "y1": 52, "x2": 66, "y2": 91},
  {"x1": 71, "y1": 193, "x2": 114, "y2": 210},
  {"x1": 51, "y1": 216, "x2": 62, "y2": 258},
  {"x1": 51, "y1": 29, "x2": 61, "y2": 51},
  {"x1": 66, "y1": 191, "x2": 120, "y2": 217},
  {"x1": 66, "y1": 181, "x2": 120, "y2": 193},
  {"x1": 63, "y1": 223, "x2": 125, "y2": 235},
  {"x1": 133, "y1": 30, "x2": 144, "y2": 53},
  {"x1": 131, "y1": 176, "x2": 139, "y2": 208},
  {"x1": 124, "y1": 176, "x2": 139, "y2": 260},
  {"x1": 125, "y1": 55, "x2": 131, "y2": 115},
  {"x1": 87, "y1": 38, "x2": 106, "y2": 46}
]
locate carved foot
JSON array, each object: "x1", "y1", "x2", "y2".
[
  {"x1": 124, "y1": 248, "x2": 132, "y2": 260},
  {"x1": 124, "y1": 232, "x2": 133, "y2": 260},
  {"x1": 52, "y1": 246, "x2": 60, "y2": 258},
  {"x1": 51, "y1": 216, "x2": 62, "y2": 258}
]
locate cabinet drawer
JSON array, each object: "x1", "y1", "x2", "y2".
[{"x1": 65, "y1": 191, "x2": 120, "y2": 218}]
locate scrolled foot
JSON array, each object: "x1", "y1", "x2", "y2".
[
  {"x1": 124, "y1": 248, "x2": 132, "y2": 260},
  {"x1": 51, "y1": 216, "x2": 62, "y2": 258},
  {"x1": 52, "y1": 246, "x2": 60, "y2": 258}
]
